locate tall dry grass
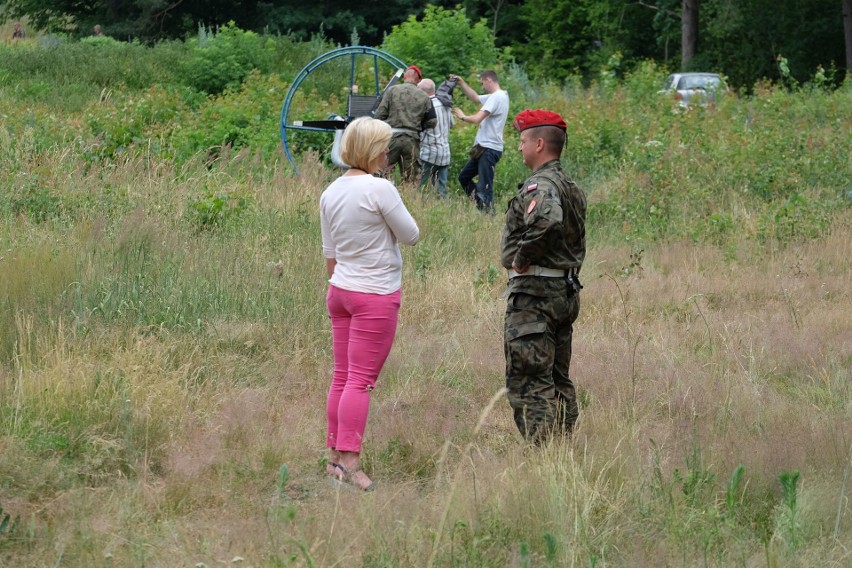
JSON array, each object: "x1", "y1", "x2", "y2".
[{"x1": 0, "y1": 148, "x2": 849, "y2": 567}]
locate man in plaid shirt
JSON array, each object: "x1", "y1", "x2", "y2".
[{"x1": 416, "y1": 78, "x2": 454, "y2": 199}]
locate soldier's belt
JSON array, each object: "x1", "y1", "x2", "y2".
[{"x1": 508, "y1": 265, "x2": 578, "y2": 279}]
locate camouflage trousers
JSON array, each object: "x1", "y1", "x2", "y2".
[
  {"x1": 386, "y1": 133, "x2": 421, "y2": 183},
  {"x1": 504, "y1": 289, "x2": 580, "y2": 444}
]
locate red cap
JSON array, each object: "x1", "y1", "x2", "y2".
[
  {"x1": 513, "y1": 109, "x2": 567, "y2": 132},
  {"x1": 406, "y1": 65, "x2": 422, "y2": 80}
]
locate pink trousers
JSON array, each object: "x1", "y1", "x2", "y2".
[{"x1": 326, "y1": 285, "x2": 401, "y2": 452}]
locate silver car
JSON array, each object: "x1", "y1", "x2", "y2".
[{"x1": 663, "y1": 72, "x2": 726, "y2": 107}]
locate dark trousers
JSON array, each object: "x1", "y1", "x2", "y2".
[
  {"x1": 458, "y1": 147, "x2": 502, "y2": 212},
  {"x1": 504, "y1": 290, "x2": 580, "y2": 443},
  {"x1": 386, "y1": 134, "x2": 421, "y2": 183}
]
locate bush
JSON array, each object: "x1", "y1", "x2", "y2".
[
  {"x1": 171, "y1": 71, "x2": 287, "y2": 163},
  {"x1": 381, "y1": 6, "x2": 499, "y2": 80},
  {"x1": 181, "y1": 22, "x2": 276, "y2": 95}
]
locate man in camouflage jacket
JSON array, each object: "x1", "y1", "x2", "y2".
[
  {"x1": 374, "y1": 65, "x2": 436, "y2": 183},
  {"x1": 500, "y1": 109, "x2": 587, "y2": 444}
]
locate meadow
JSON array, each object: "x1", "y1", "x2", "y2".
[{"x1": 0, "y1": 32, "x2": 850, "y2": 567}]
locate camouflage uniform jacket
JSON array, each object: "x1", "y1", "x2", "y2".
[
  {"x1": 374, "y1": 83, "x2": 436, "y2": 137},
  {"x1": 500, "y1": 159, "x2": 587, "y2": 297}
]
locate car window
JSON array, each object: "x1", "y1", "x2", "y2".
[{"x1": 678, "y1": 75, "x2": 720, "y2": 90}]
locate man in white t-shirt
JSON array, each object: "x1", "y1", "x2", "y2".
[{"x1": 450, "y1": 70, "x2": 509, "y2": 214}]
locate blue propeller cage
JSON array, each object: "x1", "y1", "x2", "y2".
[{"x1": 279, "y1": 46, "x2": 407, "y2": 172}]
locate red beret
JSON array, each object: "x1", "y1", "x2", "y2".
[
  {"x1": 406, "y1": 65, "x2": 422, "y2": 80},
  {"x1": 513, "y1": 109, "x2": 567, "y2": 132}
]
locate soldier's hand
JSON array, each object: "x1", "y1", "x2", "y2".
[{"x1": 511, "y1": 262, "x2": 529, "y2": 274}]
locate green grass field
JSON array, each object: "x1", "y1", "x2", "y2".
[{"x1": 0, "y1": 36, "x2": 850, "y2": 566}]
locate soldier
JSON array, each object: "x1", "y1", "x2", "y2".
[
  {"x1": 374, "y1": 65, "x2": 436, "y2": 183},
  {"x1": 501, "y1": 109, "x2": 587, "y2": 444}
]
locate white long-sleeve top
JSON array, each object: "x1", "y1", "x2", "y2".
[{"x1": 320, "y1": 174, "x2": 420, "y2": 295}]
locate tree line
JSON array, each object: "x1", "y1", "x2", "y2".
[{"x1": 3, "y1": 0, "x2": 850, "y2": 89}]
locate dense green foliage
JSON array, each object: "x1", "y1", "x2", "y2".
[
  {"x1": 690, "y1": 0, "x2": 847, "y2": 88},
  {"x1": 381, "y1": 5, "x2": 499, "y2": 79},
  {"x1": 182, "y1": 22, "x2": 277, "y2": 95},
  {"x1": 2, "y1": 1, "x2": 848, "y2": 88},
  {"x1": 509, "y1": 0, "x2": 848, "y2": 89},
  {"x1": 515, "y1": 0, "x2": 658, "y2": 80},
  {"x1": 1, "y1": 33, "x2": 849, "y2": 245},
  {"x1": 0, "y1": 0, "x2": 429, "y2": 44}
]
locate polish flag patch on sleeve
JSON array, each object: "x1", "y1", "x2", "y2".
[{"x1": 526, "y1": 183, "x2": 538, "y2": 192}]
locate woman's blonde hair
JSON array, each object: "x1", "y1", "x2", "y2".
[{"x1": 339, "y1": 117, "x2": 392, "y2": 172}]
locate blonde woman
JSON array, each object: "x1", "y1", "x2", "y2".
[{"x1": 319, "y1": 117, "x2": 420, "y2": 491}]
